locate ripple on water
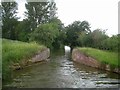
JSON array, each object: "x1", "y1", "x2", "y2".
[{"x1": 4, "y1": 50, "x2": 120, "y2": 88}]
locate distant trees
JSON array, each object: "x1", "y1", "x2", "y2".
[
  {"x1": 50, "y1": 18, "x2": 66, "y2": 49},
  {"x1": 30, "y1": 18, "x2": 64, "y2": 49},
  {"x1": 90, "y1": 29, "x2": 109, "y2": 48},
  {"x1": 85, "y1": 29, "x2": 118, "y2": 52},
  {"x1": 25, "y1": 1, "x2": 66, "y2": 49},
  {"x1": 65, "y1": 21, "x2": 91, "y2": 50},
  {"x1": 25, "y1": 1, "x2": 57, "y2": 31},
  {"x1": 65, "y1": 20, "x2": 118, "y2": 52},
  {"x1": 15, "y1": 19, "x2": 31, "y2": 41},
  {"x1": 101, "y1": 35, "x2": 119, "y2": 51},
  {"x1": 1, "y1": 1, "x2": 118, "y2": 51},
  {"x1": 1, "y1": 0, "x2": 58, "y2": 42},
  {"x1": 77, "y1": 31, "x2": 92, "y2": 47},
  {"x1": 0, "y1": 5, "x2": 2, "y2": 35},
  {"x1": 2, "y1": 1, "x2": 19, "y2": 39},
  {"x1": 1, "y1": 0, "x2": 66, "y2": 49}
]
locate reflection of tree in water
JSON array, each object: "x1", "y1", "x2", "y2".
[
  {"x1": 73, "y1": 61, "x2": 120, "y2": 80},
  {"x1": 0, "y1": 76, "x2": 1, "y2": 89}
]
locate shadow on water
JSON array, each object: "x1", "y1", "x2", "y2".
[
  {"x1": 0, "y1": 78, "x2": 1, "y2": 90},
  {"x1": 3, "y1": 46, "x2": 120, "y2": 88}
]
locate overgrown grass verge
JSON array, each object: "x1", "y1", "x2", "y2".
[
  {"x1": 77, "y1": 47, "x2": 119, "y2": 68},
  {"x1": 2, "y1": 39, "x2": 46, "y2": 81}
]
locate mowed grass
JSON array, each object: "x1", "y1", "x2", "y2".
[
  {"x1": 77, "y1": 47, "x2": 119, "y2": 67},
  {"x1": 2, "y1": 39, "x2": 46, "y2": 81}
]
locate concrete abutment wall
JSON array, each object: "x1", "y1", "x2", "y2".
[
  {"x1": 11, "y1": 48, "x2": 50, "y2": 70},
  {"x1": 72, "y1": 48, "x2": 120, "y2": 74}
]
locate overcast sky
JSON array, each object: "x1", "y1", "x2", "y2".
[{"x1": 17, "y1": 0, "x2": 119, "y2": 36}]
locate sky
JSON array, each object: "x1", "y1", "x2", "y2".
[{"x1": 16, "y1": 0, "x2": 119, "y2": 36}]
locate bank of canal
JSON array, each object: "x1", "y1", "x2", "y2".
[{"x1": 4, "y1": 49, "x2": 120, "y2": 88}]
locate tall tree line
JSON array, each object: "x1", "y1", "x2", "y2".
[
  {"x1": 65, "y1": 21, "x2": 118, "y2": 52},
  {"x1": 1, "y1": 1, "x2": 118, "y2": 51},
  {"x1": 2, "y1": 1, "x2": 18, "y2": 39},
  {"x1": 1, "y1": 0, "x2": 58, "y2": 41},
  {"x1": 25, "y1": 1, "x2": 57, "y2": 31}
]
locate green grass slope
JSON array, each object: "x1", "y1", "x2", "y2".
[
  {"x1": 2, "y1": 39, "x2": 46, "y2": 81},
  {"x1": 78, "y1": 47, "x2": 119, "y2": 67}
]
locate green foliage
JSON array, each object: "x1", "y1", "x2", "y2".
[
  {"x1": 30, "y1": 18, "x2": 65, "y2": 49},
  {"x1": 30, "y1": 21, "x2": 60, "y2": 48},
  {"x1": 91, "y1": 29, "x2": 109, "y2": 48},
  {"x1": 2, "y1": 39, "x2": 46, "y2": 81},
  {"x1": 78, "y1": 47, "x2": 119, "y2": 67},
  {"x1": 15, "y1": 19, "x2": 31, "y2": 42},
  {"x1": 65, "y1": 21, "x2": 91, "y2": 49},
  {"x1": 77, "y1": 31, "x2": 90, "y2": 47},
  {"x1": 2, "y1": 1, "x2": 19, "y2": 39},
  {"x1": 52, "y1": 30, "x2": 66, "y2": 49},
  {"x1": 101, "y1": 35, "x2": 119, "y2": 51},
  {"x1": 50, "y1": 18, "x2": 66, "y2": 49},
  {"x1": 76, "y1": 29, "x2": 115, "y2": 51},
  {"x1": 1, "y1": 1, "x2": 57, "y2": 42},
  {"x1": 25, "y1": 1, "x2": 57, "y2": 31},
  {"x1": 75, "y1": 29, "x2": 118, "y2": 52}
]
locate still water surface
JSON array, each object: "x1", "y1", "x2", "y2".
[{"x1": 4, "y1": 49, "x2": 120, "y2": 88}]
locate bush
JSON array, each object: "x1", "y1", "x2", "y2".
[{"x1": 30, "y1": 20, "x2": 62, "y2": 49}]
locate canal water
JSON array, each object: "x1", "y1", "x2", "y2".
[{"x1": 4, "y1": 47, "x2": 120, "y2": 88}]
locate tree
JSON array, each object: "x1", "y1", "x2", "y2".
[
  {"x1": 25, "y1": 0, "x2": 57, "y2": 31},
  {"x1": 30, "y1": 20, "x2": 60, "y2": 49},
  {"x1": 101, "y1": 35, "x2": 118, "y2": 51},
  {"x1": 15, "y1": 19, "x2": 31, "y2": 42},
  {"x1": 2, "y1": 1, "x2": 18, "y2": 39},
  {"x1": 30, "y1": 17, "x2": 65, "y2": 49},
  {"x1": 65, "y1": 21, "x2": 91, "y2": 50},
  {"x1": 77, "y1": 31, "x2": 91, "y2": 47},
  {"x1": 91, "y1": 29, "x2": 109, "y2": 48},
  {"x1": 0, "y1": 4, "x2": 2, "y2": 37},
  {"x1": 49, "y1": 18, "x2": 66, "y2": 49}
]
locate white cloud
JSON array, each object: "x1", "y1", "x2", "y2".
[
  {"x1": 17, "y1": 0, "x2": 119, "y2": 36},
  {"x1": 16, "y1": 0, "x2": 27, "y2": 20},
  {"x1": 55, "y1": 0, "x2": 119, "y2": 36}
]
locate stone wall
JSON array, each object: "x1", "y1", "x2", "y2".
[
  {"x1": 11, "y1": 48, "x2": 50, "y2": 70},
  {"x1": 72, "y1": 48, "x2": 120, "y2": 74},
  {"x1": 31, "y1": 48, "x2": 50, "y2": 63}
]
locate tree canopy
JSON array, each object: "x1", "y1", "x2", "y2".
[
  {"x1": 1, "y1": 1, "x2": 118, "y2": 52},
  {"x1": 2, "y1": 1, "x2": 18, "y2": 39},
  {"x1": 25, "y1": 1, "x2": 57, "y2": 31},
  {"x1": 65, "y1": 21, "x2": 91, "y2": 49},
  {"x1": 30, "y1": 18, "x2": 64, "y2": 49}
]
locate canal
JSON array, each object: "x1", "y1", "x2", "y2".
[{"x1": 4, "y1": 47, "x2": 120, "y2": 88}]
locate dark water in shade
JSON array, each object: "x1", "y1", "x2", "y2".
[
  {"x1": 3, "y1": 49, "x2": 120, "y2": 88},
  {"x1": 0, "y1": 78, "x2": 1, "y2": 90}
]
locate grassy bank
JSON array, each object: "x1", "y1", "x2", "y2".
[
  {"x1": 2, "y1": 39, "x2": 46, "y2": 81},
  {"x1": 77, "y1": 47, "x2": 119, "y2": 68}
]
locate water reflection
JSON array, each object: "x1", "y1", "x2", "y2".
[
  {"x1": 64, "y1": 46, "x2": 71, "y2": 51},
  {"x1": 0, "y1": 78, "x2": 1, "y2": 89},
  {"x1": 4, "y1": 49, "x2": 120, "y2": 88}
]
